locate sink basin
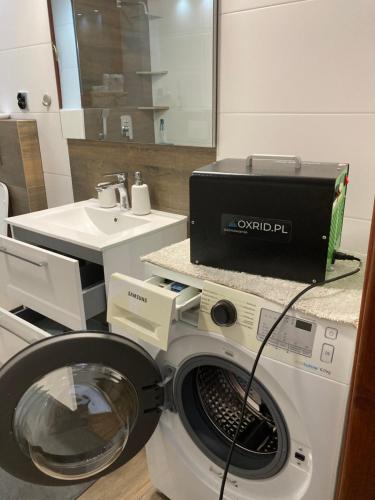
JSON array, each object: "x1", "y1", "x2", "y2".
[
  {"x1": 6, "y1": 199, "x2": 187, "y2": 251},
  {"x1": 34, "y1": 205, "x2": 148, "y2": 236}
]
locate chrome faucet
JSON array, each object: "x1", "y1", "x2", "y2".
[{"x1": 104, "y1": 172, "x2": 130, "y2": 210}]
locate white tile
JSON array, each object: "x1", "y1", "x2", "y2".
[
  {"x1": 341, "y1": 217, "x2": 371, "y2": 255},
  {"x1": 60, "y1": 67, "x2": 82, "y2": 109},
  {"x1": 0, "y1": 44, "x2": 59, "y2": 113},
  {"x1": 60, "y1": 109, "x2": 86, "y2": 139},
  {"x1": 44, "y1": 173, "x2": 74, "y2": 208},
  {"x1": 220, "y1": 0, "x2": 307, "y2": 14},
  {"x1": 0, "y1": 0, "x2": 51, "y2": 50},
  {"x1": 153, "y1": 0, "x2": 213, "y2": 36},
  {"x1": 11, "y1": 112, "x2": 72, "y2": 176},
  {"x1": 219, "y1": 0, "x2": 375, "y2": 113},
  {"x1": 218, "y1": 113, "x2": 375, "y2": 221}
]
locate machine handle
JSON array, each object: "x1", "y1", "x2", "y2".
[
  {"x1": 0, "y1": 247, "x2": 47, "y2": 267},
  {"x1": 246, "y1": 154, "x2": 302, "y2": 170}
]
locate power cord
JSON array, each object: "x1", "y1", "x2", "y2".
[{"x1": 219, "y1": 252, "x2": 362, "y2": 500}]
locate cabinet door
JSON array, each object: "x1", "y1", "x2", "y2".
[
  {"x1": 0, "y1": 331, "x2": 164, "y2": 486},
  {"x1": 0, "y1": 306, "x2": 49, "y2": 367},
  {"x1": 0, "y1": 235, "x2": 86, "y2": 329}
]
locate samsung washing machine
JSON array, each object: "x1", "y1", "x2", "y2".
[{"x1": 0, "y1": 267, "x2": 357, "y2": 500}]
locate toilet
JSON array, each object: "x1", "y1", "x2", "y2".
[{"x1": 0, "y1": 182, "x2": 9, "y2": 236}]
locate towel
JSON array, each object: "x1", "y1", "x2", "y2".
[{"x1": 142, "y1": 239, "x2": 364, "y2": 327}]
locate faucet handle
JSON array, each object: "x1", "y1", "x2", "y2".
[
  {"x1": 104, "y1": 172, "x2": 127, "y2": 184},
  {"x1": 95, "y1": 181, "x2": 115, "y2": 192}
]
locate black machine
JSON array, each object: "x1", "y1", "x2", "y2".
[{"x1": 190, "y1": 154, "x2": 349, "y2": 283}]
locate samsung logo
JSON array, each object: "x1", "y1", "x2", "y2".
[{"x1": 128, "y1": 291, "x2": 148, "y2": 303}]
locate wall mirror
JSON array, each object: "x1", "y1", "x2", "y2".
[{"x1": 50, "y1": 0, "x2": 217, "y2": 147}]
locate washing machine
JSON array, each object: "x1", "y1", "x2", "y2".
[{"x1": 0, "y1": 268, "x2": 357, "y2": 500}]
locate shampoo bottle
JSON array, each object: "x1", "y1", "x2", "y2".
[{"x1": 131, "y1": 171, "x2": 151, "y2": 215}]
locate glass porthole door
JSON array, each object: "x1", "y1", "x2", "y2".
[{"x1": 0, "y1": 332, "x2": 164, "y2": 486}]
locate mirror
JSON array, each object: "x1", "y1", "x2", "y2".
[{"x1": 51, "y1": 0, "x2": 217, "y2": 147}]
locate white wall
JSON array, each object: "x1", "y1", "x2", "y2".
[
  {"x1": 0, "y1": 0, "x2": 74, "y2": 208},
  {"x1": 218, "y1": 0, "x2": 375, "y2": 254},
  {"x1": 149, "y1": 0, "x2": 214, "y2": 146}
]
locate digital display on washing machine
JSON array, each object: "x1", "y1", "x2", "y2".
[
  {"x1": 295, "y1": 319, "x2": 312, "y2": 332},
  {"x1": 257, "y1": 309, "x2": 316, "y2": 358}
]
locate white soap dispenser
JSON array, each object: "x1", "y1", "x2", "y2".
[{"x1": 131, "y1": 171, "x2": 151, "y2": 215}]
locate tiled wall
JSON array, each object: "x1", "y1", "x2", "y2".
[
  {"x1": 0, "y1": 0, "x2": 74, "y2": 208},
  {"x1": 218, "y1": 0, "x2": 375, "y2": 254}
]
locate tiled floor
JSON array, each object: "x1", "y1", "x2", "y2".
[{"x1": 79, "y1": 450, "x2": 165, "y2": 500}]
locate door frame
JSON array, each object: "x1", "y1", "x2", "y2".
[{"x1": 336, "y1": 202, "x2": 375, "y2": 499}]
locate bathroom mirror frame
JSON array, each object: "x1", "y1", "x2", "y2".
[{"x1": 49, "y1": 0, "x2": 218, "y2": 148}]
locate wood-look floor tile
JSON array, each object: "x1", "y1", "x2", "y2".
[{"x1": 79, "y1": 450, "x2": 166, "y2": 500}]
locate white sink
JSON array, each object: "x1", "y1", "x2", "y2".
[
  {"x1": 35, "y1": 205, "x2": 148, "y2": 236},
  {"x1": 6, "y1": 199, "x2": 186, "y2": 251}
]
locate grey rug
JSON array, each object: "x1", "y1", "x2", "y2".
[{"x1": 0, "y1": 467, "x2": 93, "y2": 500}]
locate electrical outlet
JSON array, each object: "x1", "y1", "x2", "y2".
[{"x1": 17, "y1": 92, "x2": 28, "y2": 110}]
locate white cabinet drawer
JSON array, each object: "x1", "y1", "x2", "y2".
[
  {"x1": 0, "y1": 236, "x2": 105, "y2": 330},
  {"x1": 0, "y1": 306, "x2": 49, "y2": 368}
]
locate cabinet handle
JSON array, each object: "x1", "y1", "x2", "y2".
[{"x1": 0, "y1": 247, "x2": 47, "y2": 267}]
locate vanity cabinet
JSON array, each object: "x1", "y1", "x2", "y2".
[
  {"x1": 0, "y1": 235, "x2": 106, "y2": 331},
  {"x1": 1, "y1": 210, "x2": 187, "y2": 334}
]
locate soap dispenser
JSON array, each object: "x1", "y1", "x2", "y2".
[{"x1": 131, "y1": 171, "x2": 151, "y2": 215}]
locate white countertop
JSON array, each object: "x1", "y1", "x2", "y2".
[{"x1": 6, "y1": 199, "x2": 187, "y2": 251}]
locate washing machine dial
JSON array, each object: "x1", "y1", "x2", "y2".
[{"x1": 210, "y1": 300, "x2": 237, "y2": 327}]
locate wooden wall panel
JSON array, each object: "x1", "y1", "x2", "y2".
[
  {"x1": 0, "y1": 119, "x2": 47, "y2": 216},
  {"x1": 17, "y1": 121, "x2": 48, "y2": 212},
  {"x1": 68, "y1": 139, "x2": 216, "y2": 215},
  {"x1": 74, "y1": 0, "x2": 123, "y2": 107},
  {"x1": 336, "y1": 202, "x2": 375, "y2": 500},
  {"x1": 73, "y1": 0, "x2": 155, "y2": 143}
]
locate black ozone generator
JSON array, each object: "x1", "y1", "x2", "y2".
[{"x1": 189, "y1": 155, "x2": 349, "y2": 283}]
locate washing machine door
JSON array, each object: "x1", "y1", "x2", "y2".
[{"x1": 0, "y1": 331, "x2": 164, "y2": 486}]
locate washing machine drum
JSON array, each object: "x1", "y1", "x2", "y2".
[
  {"x1": 197, "y1": 366, "x2": 278, "y2": 453},
  {"x1": 174, "y1": 356, "x2": 290, "y2": 480}
]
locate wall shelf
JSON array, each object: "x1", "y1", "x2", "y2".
[
  {"x1": 90, "y1": 90, "x2": 128, "y2": 97},
  {"x1": 137, "y1": 106, "x2": 169, "y2": 111},
  {"x1": 136, "y1": 71, "x2": 168, "y2": 76}
]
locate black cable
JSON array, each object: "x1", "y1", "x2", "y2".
[{"x1": 218, "y1": 254, "x2": 361, "y2": 500}]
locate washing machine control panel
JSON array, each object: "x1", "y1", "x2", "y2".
[
  {"x1": 257, "y1": 309, "x2": 316, "y2": 358},
  {"x1": 198, "y1": 281, "x2": 357, "y2": 385}
]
